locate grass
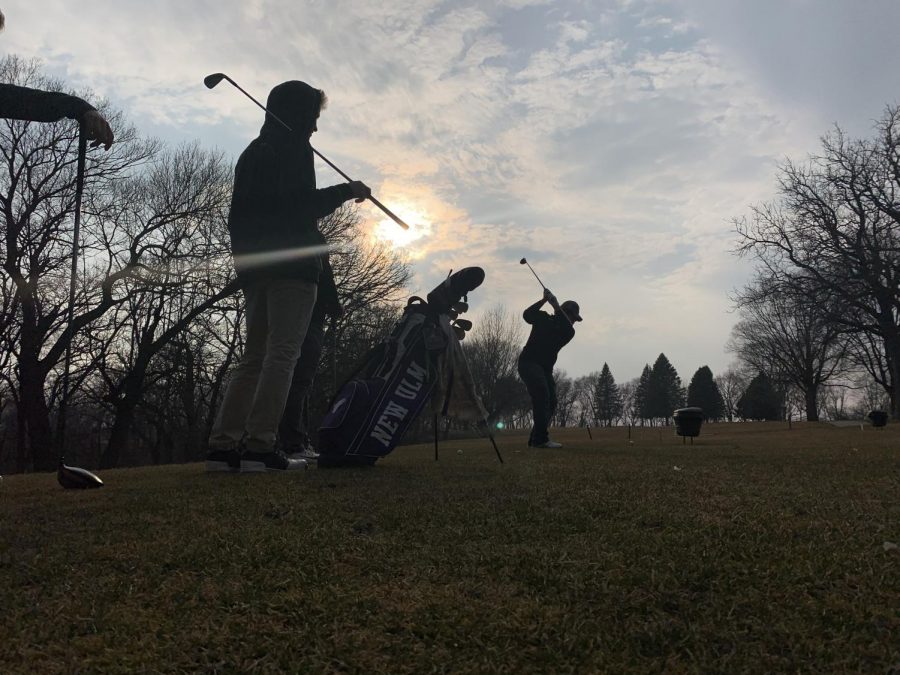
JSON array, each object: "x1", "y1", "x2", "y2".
[{"x1": 1, "y1": 422, "x2": 898, "y2": 673}]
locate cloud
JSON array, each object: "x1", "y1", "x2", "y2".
[
  {"x1": 678, "y1": 0, "x2": 900, "y2": 134},
  {"x1": 3, "y1": 0, "x2": 896, "y2": 381}
]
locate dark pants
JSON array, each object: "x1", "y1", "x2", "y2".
[
  {"x1": 518, "y1": 359, "x2": 556, "y2": 445},
  {"x1": 278, "y1": 313, "x2": 327, "y2": 449}
]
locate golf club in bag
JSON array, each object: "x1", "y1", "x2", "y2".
[
  {"x1": 58, "y1": 124, "x2": 103, "y2": 489},
  {"x1": 318, "y1": 267, "x2": 503, "y2": 466},
  {"x1": 203, "y1": 72, "x2": 410, "y2": 231}
]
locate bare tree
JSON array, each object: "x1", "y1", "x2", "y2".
[
  {"x1": 551, "y1": 369, "x2": 579, "y2": 428},
  {"x1": 462, "y1": 304, "x2": 527, "y2": 426},
  {"x1": 729, "y1": 275, "x2": 847, "y2": 421},
  {"x1": 820, "y1": 384, "x2": 852, "y2": 420},
  {"x1": 91, "y1": 144, "x2": 236, "y2": 468},
  {"x1": 735, "y1": 104, "x2": 900, "y2": 418},
  {"x1": 574, "y1": 372, "x2": 600, "y2": 427},
  {"x1": 850, "y1": 371, "x2": 892, "y2": 417},
  {"x1": 323, "y1": 204, "x2": 410, "y2": 324},
  {"x1": 715, "y1": 365, "x2": 749, "y2": 422},
  {"x1": 619, "y1": 378, "x2": 639, "y2": 427},
  {"x1": 0, "y1": 56, "x2": 157, "y2": 470}
]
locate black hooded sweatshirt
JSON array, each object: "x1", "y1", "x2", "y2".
[
  {"x1": 227, "y1": 80, "x2": 354, "y2": 285},
  {"x1": 518, "y1": 300, "x2": 576, "y2": 370}
]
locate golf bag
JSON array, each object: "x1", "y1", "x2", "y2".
[{"x1": 318, "y1": 267, "x2": 488, "y2": 466}]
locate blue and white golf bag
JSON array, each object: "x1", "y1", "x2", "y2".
[{"x1": 318, "y1": 267, "x2": 493, "y2": 466}]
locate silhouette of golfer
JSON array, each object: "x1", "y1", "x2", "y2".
[
  {"x1": 518, "y1": 289, "x2": 581, "y2": 448},
  {"x1": 207, "y1": 80, "x2": 369, "y2": 472}
]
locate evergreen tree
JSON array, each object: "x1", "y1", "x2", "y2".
[
  {"x1": 645, "y1": 353, "x2": 684, "y2": 424},
  {"x1": 687, "y1": 365, "x2": 726, "y2": 421},
  {"x1": 592, "y1": 363, "x2": 623, "y2": 427},
  {"x1": 736, "y1": 372, "x2": 782, "y2": 421},
  {"x1": 634, "y1": 364, "x2": 652, "y2": 425}
]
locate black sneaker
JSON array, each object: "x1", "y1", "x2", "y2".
[
  {"x1": 205, "y1": 448, "x2": 241, "y2": 473},
  {"x1": 240, "y1": 449, "x2": 308, "y2": 473}
]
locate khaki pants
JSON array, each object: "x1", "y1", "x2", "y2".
[
  {"x1": 278, "y1": 312, "x2": 327, "y2": 449},
  {"x1": 210, "y1": 279, "x2": 317, "y2": 451}
]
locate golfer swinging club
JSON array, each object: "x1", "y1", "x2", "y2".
[{"x1": 518, "y1": 288, "x2": 582, "y2": 448}]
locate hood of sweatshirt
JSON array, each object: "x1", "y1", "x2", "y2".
[{"x1": 260, "y1": 80, "x2": 323, "y2": 140}]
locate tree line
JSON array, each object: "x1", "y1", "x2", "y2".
[
  {"x1": 730, "y1": 102, "x2": 900, "y2": 421},
  {"x1": 2, "y1": 58, "x2": 894, "y2": 473},
  {"x1": 0, "y1": 57, "x2": 409, "y2": 473},
  {"x1": 460, "y1": 305, "x2": 811, "y2": 431}
]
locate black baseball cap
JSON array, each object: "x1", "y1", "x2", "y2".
[{"x1": 561, "y1": 300, "x2": 582, "y2": 322}]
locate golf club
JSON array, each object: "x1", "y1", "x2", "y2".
[
  {"x1": 519, "y1": 257, "x2": 546, "y2": 289},
  {"x1": 518, "y1": 257, "x2": 574, "y2": 326},
  {"x1": 58, "y1": 124, "x2": 103, "y2": 490},
  {"x1": 204, "y1": 72, "x2": 410, "y2": 231}
]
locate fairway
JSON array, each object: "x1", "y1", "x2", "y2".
[{"x1": 2, "y1": 422, "x2": 898, "y2": 673}]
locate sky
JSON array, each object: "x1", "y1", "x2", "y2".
[{"x1": 3, "y1": 0, "x2": 899, "y2": 383}]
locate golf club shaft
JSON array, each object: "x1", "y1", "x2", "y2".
[
  {"x1": 526, "y1": 264, "x2": 546, "y2": 289},
  {"x1": 523, "y1": 260, "x2": 547, "y2": 289},
  {"x1": 220, "y1": 75, "x2": 289, "y2": 130},
  {"x1": 59, "y1": 125, "x2": 87, "y2": 456},
  {"x1": 211, "y1": 74, "x2": 409, "y2": 230},
  {"x1": 310, "y1": 148, "x2": 409, "y2": 230},
  {"x1": 522, "y1": 259, "x2": 574, "y2": 327}
]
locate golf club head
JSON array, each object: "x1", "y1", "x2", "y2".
[
  {"x1": 454, "y1": 319, "x2": 473, "y2": 331},
  {"x1": 519, "y1": 258, "x2": 527, "y2": 265},
  {"x1": 453, "y1": 325, "x2": 467, "y2": 340},
  {"x1": 203, "y1": 73, "x2": 227, "y2": 89},
  {"x1": 452, "y1": 301, "x2": 469, "y2": 314},
  {"x1": 447, "y1": 310, "x2": 459, "y2": 320},
  {"x1": 58, "y1": 463, "x2": 104, "y2": 489}
]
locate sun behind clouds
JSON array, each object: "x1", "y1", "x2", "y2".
[{"x1": 371, "y1": 200, "x2": 433, "y2": 254}]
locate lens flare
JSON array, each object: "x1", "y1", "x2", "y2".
[{"x1": 231, "y1": 243, "x2": 334, "y2": 269}]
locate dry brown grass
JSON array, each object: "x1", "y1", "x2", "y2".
[{"x1": 1, "y1": 421, "x2": 898, "y2": 672}]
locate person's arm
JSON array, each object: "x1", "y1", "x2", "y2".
[
  {"x1": 232, "y1": 142, "x2": 333, "y2": 215},
  {"x1": 240, "y1": 141, "x2": 365, "y2": 221},
  {"x1": 295, "y1": 144, "x2": 369, "y2": 220},
  {"x1": 306, "y1": 182, "x2": 360, "y2": 220},
  {"x1": 0, "y1": 84, "x2": 113, "y2": 148},
  {"x1": 0, "y1": 83, "x2": 93, "y2": 122},
  {"x1": 543, "y1": 289, "x2": 575, "y2": 327},
  {"x1": 523, "y1": 293, "x2": 550, "y2": 324}
]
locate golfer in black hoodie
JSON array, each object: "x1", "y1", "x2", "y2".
[
  {"x1": 518, "y1": 289, "x2": 582, "y2": 448},
  {"x1": 207, "y1": 81, "x2": 369, "y2": 472}
]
